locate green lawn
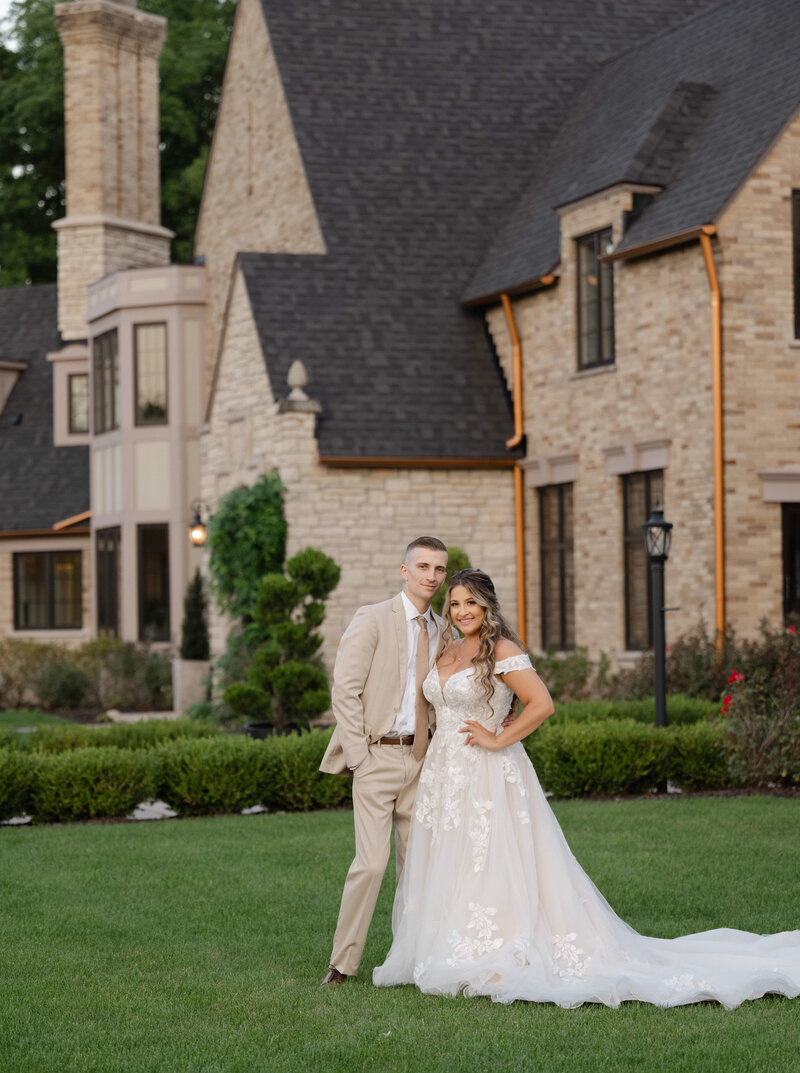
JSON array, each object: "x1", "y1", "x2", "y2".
[
  {"x1": 1, "y1": 798, "x2": 799, "y2": 1073},
  {"x1": 0, "y1": 708, "x2": 75, "y2": 728}
]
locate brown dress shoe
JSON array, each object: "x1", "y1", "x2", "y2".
[{"x1": 319, "y1": 966, "x2": 349, "y2": 987}]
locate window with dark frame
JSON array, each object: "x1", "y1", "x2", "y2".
[
  {"x1": 138, "y1": 524, "x2": 170, "y2": 642},
  {"x1": 789, "y1": 190, "x2": 793, "y2": 336},
  {"x1": 92, "y1": 329, "x2": 119, "y2": 434},
  {"x1": 68, "y1": 372, "x2": 89, "y2": 434},
  {"x1": 13, "y1": 551, "x2": 82, "y2": 630},
  {"x1": 623, "y1": 470, "x2": 664, "y2": 650},
  {"x1": 96, "y1": 526, "x2": 121, "y2": 637},
  {"x1": 782, "y1": 504, "x2": 800, "y2": 620},
  {"x1": 539, "y1": 484, "x2": 575, "y2": 651},
  {"x1": 576, "y1": 228, "x2": 615, "y2": 370},
  {"x1": 134, "y1": 323, "x2": 168, "y2": 426}
]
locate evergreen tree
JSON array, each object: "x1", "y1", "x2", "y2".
[{"x1": 180, "y1": 569, "x2": 210, "y2": 661}]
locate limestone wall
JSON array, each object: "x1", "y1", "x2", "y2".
[
  {"x1": 201, "y1": 269, "x2": 517, "y2": 674},
  {"x1": 194, "y1": 0, "x2": 325, "y2": 392},
  {"x1": 714, "y1": 109, "x2": 800, "y2": 633},
  {"x1": 487, "y1": 186, "x2": 715, "y2": 658}
]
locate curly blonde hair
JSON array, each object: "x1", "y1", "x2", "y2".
[{"x1": 442, "y1": 569, "x2": 521, "y2": 712}]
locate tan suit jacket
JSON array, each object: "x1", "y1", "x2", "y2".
[{"x1": 320, "y1": 592, "x2": 445, "y2": 775}]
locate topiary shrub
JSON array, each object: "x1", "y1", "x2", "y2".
[
  {"x1": 180, "y1": 568, "x2": 210, "y2": 661},
  {"x1": 29, "y1": 747, "x2": 158, "y2": 823},
  {"x1": 208, "y1": 472, "x2": 287, "y2": 623},
  {"x1": 671, "y1": 721, "x2": 733, "y2": 791},
  {"x1": 224, "y1": 547, "x2": 340, "y2": 731},
  {"x1": 259, "y1": 730, "x2": 352, "y2": 812},
  {"x1": 551, "y1": 696, "x2": 718, "y2": 726}
]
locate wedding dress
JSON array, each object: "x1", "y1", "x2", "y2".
[{"x1": 373, "y1": 654, "x2": 800, "y2": 1008}]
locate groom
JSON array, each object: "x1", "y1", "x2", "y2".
[{"x1": 319, "y1": 536, "x2": 448, "y2": 985}]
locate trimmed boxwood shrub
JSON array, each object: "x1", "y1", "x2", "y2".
[
  {"x1": 671, "y1": 721, "x2": 734, "y2": 791},
  {"x1": 3, "y1": 722, "x2": 734, "y2": 825},
  {"x1": 259, "y1": 730, "x2": 351, "y2": 812},
  {"x1": 24, "y1": 718, "x2": 220, "y2": 754},
  {"x1": 0, "y1": 748, "x2": 35, "y2": 821},
  {"x1": 157, "y1": 736, "x2": 271, "y2": 816},
  {"x1": 551, "y1": 696, "x2": 717, "y2": 726},
  {"x1": 29, "y1": 747, "x2": 157, "y2": 824},
  {"x1": 526, "y1": 720, "x2": 675, "y2": 797}
]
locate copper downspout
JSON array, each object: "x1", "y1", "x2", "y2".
[
  {"x1": 699, "y1": 226, "x2": 725, "y2": 655},
  {"x1": 501, "y1": 292, "x2": 527, "y2": 646}
]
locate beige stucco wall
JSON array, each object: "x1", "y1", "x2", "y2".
[
  {"x1": 0, "y1": 540, "x2": 92, "y2": 645},
  {"x1": 713, "y1": 108, "x2": 800, "y2": 634},
  {"x1": 201, "y1": 269, "x2": 517, "y2": 674},
  {"x1": 194, "y1": 0, "x2": 325, "y2": 391},
  {"x1": 488, "y1": 185, "x2": 715, "y2": 658}
]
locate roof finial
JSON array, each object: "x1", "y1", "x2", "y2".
[{"x1": 279, "y1": 360, "x2": 321, "y2": 414}]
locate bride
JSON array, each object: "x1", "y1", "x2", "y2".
[{"x1": 373, "y1": 569, "x2": 800, "y2": 1008}]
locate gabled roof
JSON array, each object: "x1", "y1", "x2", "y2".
[
  {"x1": 0, "y1": 285, "x2": 89, "y2": 532},
  {"x1": 465, "y1": 0, "x2": 800, "y2": 304},
  {"x1": 240, "y1": 0, "x2": 720, "y2": 459}
]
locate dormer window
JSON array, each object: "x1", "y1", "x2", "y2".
[{"x1": 576, "y1": 228, "x2": 614, "y2": 369}]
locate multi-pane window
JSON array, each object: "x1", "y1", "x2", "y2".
[
  {"x1": 68, "y1": 373, "x2": 89, "y2": 434},
  {"x1": 539, "y1": 484, "x2": 575, "y2": 650},
  {"x1": 134, "y1": 323, "x2": 168, "y2": 425},
  {"x1": 138, "y1": 524, "x2": 170, "y2": 641},
  {"x1": 13, "y1": 551, "x2": 82, "y2": 630},
  {"x1": 96, "y1": 526, "x2": 121, "y2": 637},
  {"x1": 577, "y1": 228, "x2": 614, "y2": 369},
  {"x1": 623, "y1": 470, "x2": 664, "y2": 650},
  {"x1": 783, "y1": 504, "x2": 800, "y2": 620},
  {"x1": 93, "y1": 329, "x2": 119, "y2": 434},
  {"x1": 789, "y1": 190, "x2": 793, "y2": 336}
]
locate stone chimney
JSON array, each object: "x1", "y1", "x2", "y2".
[{"x1": 53, "y1": 0, "x2": 173, "y2": 340}]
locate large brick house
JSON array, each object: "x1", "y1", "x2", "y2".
[{"x1": 1, "y1": 0, "x2": 798, "y2": 675}]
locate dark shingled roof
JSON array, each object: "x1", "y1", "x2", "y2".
[
  {"x1": 465, "y1": 0, "x2": 800, "y2": 303},
  {"x1": 243, "y1": 0, "x2": 720, "y2": 459},
  {"x1": 0, "y1": 285, "x2": 89, "y2": 532}
]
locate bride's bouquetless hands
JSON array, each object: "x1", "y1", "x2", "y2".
[{"x1": 459, "y1": 720, "x2": 500, "y2": 751}]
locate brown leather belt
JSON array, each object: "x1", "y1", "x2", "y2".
[{"x1": 378, "y1": 732, "x2": 431, "y2": 746}]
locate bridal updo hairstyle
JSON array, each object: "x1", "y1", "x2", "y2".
[{"x1": 442, "y1": 569, "x2": 522, "y2": 712}]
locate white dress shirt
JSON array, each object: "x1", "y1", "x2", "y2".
[{"x1": 386, "y1": 591, "x2": 438, "y2": 737}]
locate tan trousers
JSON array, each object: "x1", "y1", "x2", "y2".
[{"x1": 330, "y1": 741, "x2": 423, "y2": 976}]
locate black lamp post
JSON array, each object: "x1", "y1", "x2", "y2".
[{"x1": 642, "y1": 506, "x2": 673, "y2": 728}]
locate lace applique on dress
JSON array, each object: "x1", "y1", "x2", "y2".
[
  {"x1": 552, "y1": 933, "x2": 587, "y2": 979},
  {"x1": 446, "y1": 903, "x2": 504, "y2": 965},
  {"x1": 468, "y1": 799, "x2": 493, "y2": 872}
]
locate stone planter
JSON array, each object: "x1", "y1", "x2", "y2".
[
  {"x1": 243, "y1": 721, "x2": 276, "y2": 739},
  {"x1": 171, "y1": 658, "x2": 211, "y2": 715}
]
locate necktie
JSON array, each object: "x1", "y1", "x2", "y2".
[{"x1": 413, "y1": 615, "x2": 430, "y2": 760}]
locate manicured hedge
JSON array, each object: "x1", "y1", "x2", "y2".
[
  {"x1": 29, "y1": 746, "x2": 158, "y2": 824},
  {"x1": 525, "y1": 719, "x2": 732, "y2": 797},
  {"x1": 22, "y1": 717, "x2": 220, "y2": 754},
  {"x1": 0, "y1": 749, "x2": 35, "y2": 822},
  {"x1": 1, "y1": 721, "x2": 735, "y2": 825},
  {"x1": 551, "y1": 696, "x2": 718, "y2": 726}
]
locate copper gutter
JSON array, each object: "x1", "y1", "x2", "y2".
[
  {"x1": 0, "y1": 528, "x2": 90, "y2": 538},
  {"x1": 699, "y1": 227, "x2": 725, "y2": 655},
  {"x1": 461, "y1": 272, "x2": 556, "y2": 311},
  {"x1": 601, "y1": 225, "x2": 713, "y2": 264},
  {"x1": 53, "y1": 510, "x2": 92, "y2": 531},
  {"x1": 500, "y1": 292, "x2": 527, "y2": 646}
]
